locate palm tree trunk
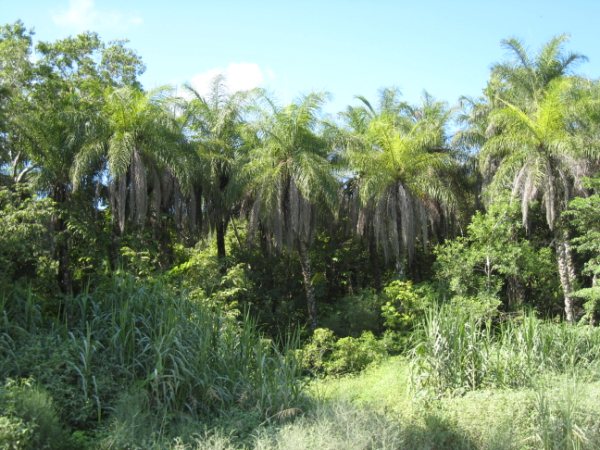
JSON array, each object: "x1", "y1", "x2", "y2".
[
  {"x1": 216, "y1": 218, "x2": 228, "y2": 275},
  {"x1": 506, "y1": 276, "x2": 524, "y2": 308},
  {"x1": 592, "y1": 274, "x2": 599, "y2": 326},
  {"x1": 57, "y1": 231, "x2": 72, "y2": 295},
  {"x1": 298, "y1": 241, "x2": 317, "y2": 330},
  {"x1": 368, "y1": 235, "x2": 381, "y2": 290},
  {"x1": 216, "y1": 219, "x2": 227, "y2": 260},
  {"x1": 216, "y1": 172, "x2": 229, "y2": 264},
  {"x1": 556, "y1": 230, "x2": 576, "y2": 323},
  {"x1": 109, "y1": 222, "x2": 120, "y2": 271},
  {"x1": 51, "y1": 183, "x2": 72, "y2": 295}
]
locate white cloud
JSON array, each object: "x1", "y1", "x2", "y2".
[
  {"x1": 52, "y1": 0, "x2": 143, "y2": 32},
  {"x1": 185, "y1": 63, "x2": 272, "y2": 98}
]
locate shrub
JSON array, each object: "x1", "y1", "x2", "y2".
[
  {"x1": 298, "y1": 328, "x2": 386, "y2": 376},
  {"x1": 0, "y1": 416, "x2": 31, "y2": 450},
  {"x1": 433, "y1": 200, "x2": 561, "y2": 313},
  {"x1": 326, "y1": 332, "x2": 386, "y2": 375},
  {"x1": 297, "y1": 328, "x2": 336, "y2": 374},
  {"x1": 565, "y1": 174, "x2": 600, "y2": 324},
  {"x1": 382, "y1": 281, "x2": 436, "y2": 327},
  {"x1": 0, "y1": 379, "x2": 67, "y2": 450},
  {"x1": 379, "y1": 280, "x2": 437, "y2": 352},
  {"x1": 0, "y1": 187, "x2": 57, "y2": 295}
]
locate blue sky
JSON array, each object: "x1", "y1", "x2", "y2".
[{"x1": 3, "y1": 0, "x2": 600, "y2": 114}]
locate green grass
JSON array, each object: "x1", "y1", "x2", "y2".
[
  {"x1": 238, "y1": 359, "x2": 600, "y2": 450},
  {"x1": 310, "y1": 356, "x2": 411, "y2": 412}
]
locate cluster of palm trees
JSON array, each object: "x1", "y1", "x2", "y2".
[{"x1": 2, "y1": 24, "x2": 599, "y2": 326}]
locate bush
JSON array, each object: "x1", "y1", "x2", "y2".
[
  {"x1": 0, "y1": 379, "x2": 67, "y2": 450},
  {"x1": 297, "y1": 328, "x2": 336, "y2": 374},
  {"x1": 298, "y1": 328, "x2": 386, "y2": 376},
  {"x1": 433, "y1": 200, "x2": 561, "y2": 313},
  {"x1": 327, "y1": 332, "x2": 386, "y2": 375},
  {"x1": 566, "y1": 174, "x2": 600, "y2": 324},
  {"x1": 378, "y1": 280, "x2": 438, "y2": 352},
  {"x1": 0, "y1": 187, "x2": 57, "y2": 295},
  {"x1": 0, "y1": 416, "x2": 31, "y2": 450}
]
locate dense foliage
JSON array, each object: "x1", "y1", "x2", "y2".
[{"x1": 1, "y1": 22, "x2": 600, "y2": 448}]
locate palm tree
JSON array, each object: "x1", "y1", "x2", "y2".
[
  {"x1": 490, "y1": 34, "x2": 586, "y2": 108},
  {"x1": 74, "y1": 86, "x2": 191, "y2": 239},
  {"x1": 480, "y1": 78, "x2": 596, "y2": 322},
  {"x1": 343, "y1": 91, "x2": 459, "y2": 275},
  {"x1": 456, "y1": 35, "x2": 585, "y2": 191},
  {"x1": 183, "y1": 75, "x2": 249, "y2": 262},
  {"x1": 480, "y1": 36, "x2": 596, "y2": 322},
  {"x1": 243, "y1": 92, "x2": 338, "y2": 329}
]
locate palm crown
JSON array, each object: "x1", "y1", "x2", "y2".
[{"x1": 345, "y1": 92, "x2": 458, "y2": 269}]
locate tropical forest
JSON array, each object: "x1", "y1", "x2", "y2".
[{"x1": 1, "y1": 20, "x2": 600, "y2": 449}]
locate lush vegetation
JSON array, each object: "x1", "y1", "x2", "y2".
[{"x1": 1, "y1": 22, "x2": 600, "y2": 448}]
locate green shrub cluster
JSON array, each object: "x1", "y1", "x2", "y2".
[
  {"x1": 0, "y1": 416, "x2": 31, "y2": 450},
  {"x1": 319, "y1": 288, "x2": 384, "y2": 337},
  {"x1": 0, "y1": 378, "x2": 70, "y2": 450},
  {"x1": 297, "y1": 328, "x2": 386, "y2": 376},
  {"x1": 0, "y1": 187, "x2": 57, "y2": 295},
  {"x1": 380, "y1": 280, "x2": 437, "y2": 351}
]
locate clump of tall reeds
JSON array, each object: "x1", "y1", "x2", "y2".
[
  {"x1": 1, "y1": 274, "x2": 305, "y2": 438},
  {"x1": 411, "y1": 306, "x2": 600, "y2": 396}
]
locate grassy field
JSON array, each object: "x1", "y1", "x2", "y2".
[
  {"x1": 151, "y1": 357, "x2": 600, "y2": 449},
  {"x1": 309, "y1": 357, "x2": 600, "y2": 450}
]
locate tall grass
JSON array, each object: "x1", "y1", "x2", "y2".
[
  {"x1": 411, "y1": 306, "x2": 600, "y2": 395},
  {"x1": 530, "y1": 379, "x2": 600, "y2": 450},
  {"x1": 0, "y1": 274, "x2": 304, "y2": 438},
  {"x1": 68, "y1": 276, "x2": 303, "y2": 418}
]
